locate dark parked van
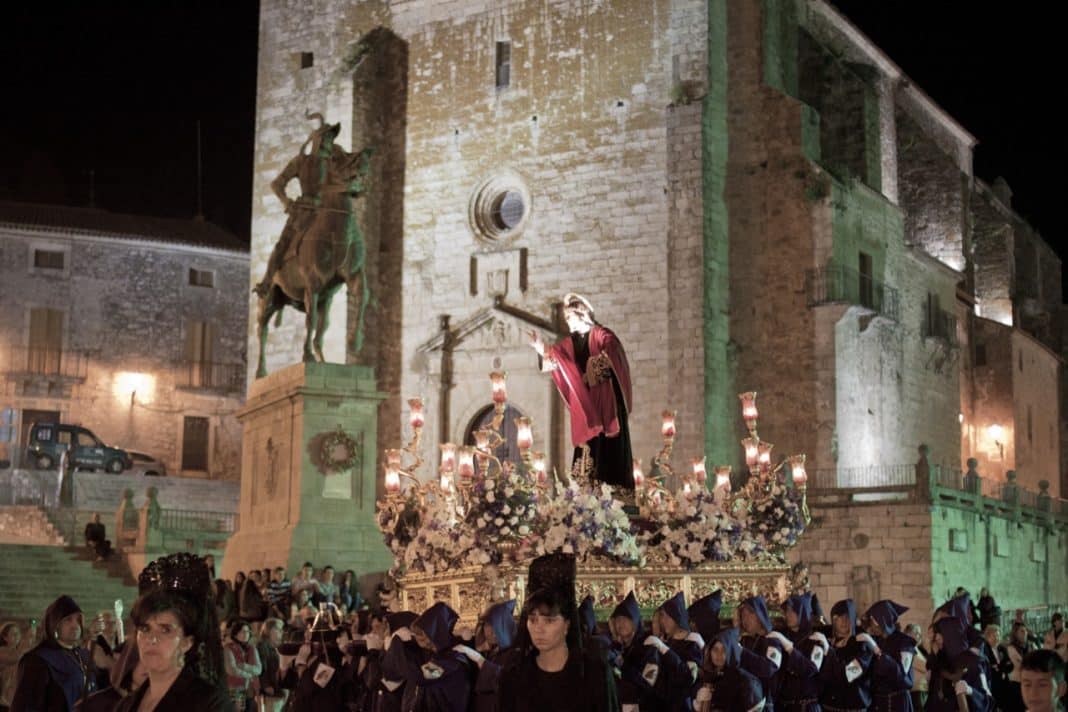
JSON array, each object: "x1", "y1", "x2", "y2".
[{"x1": 26, "y1": 423, "x2": 131, "y2": 473}]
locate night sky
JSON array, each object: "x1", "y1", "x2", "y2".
[{"x1": 0, "y1": 2, "x2": 1061, "y2": 263}]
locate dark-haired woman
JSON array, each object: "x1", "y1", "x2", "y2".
[
  {"x1": 115, "y1": 585, "x2": 231, "y2": 711},
  {"x1": 496, "y1": 588, "x2": 619, "y2": 712},
  {"x1": 224, "y1": 619, "x2": 261, "y2": 712}
]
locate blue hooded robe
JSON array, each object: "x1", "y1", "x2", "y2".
[
  {"x1": 739, "y1": 596, "x2": 785, "y2": 712},
  {"x1": 700, "y1": 627, "x2": 766, "y2": 712},
  {"x1": 864, "y1": 600, "x2": 915, "y2": 712},
  {"x1": 473, "y1": 600, "x2": 518, "y2": 712},
  {"x1": 410, "y1": 602, "x2": 476, "y2": 712},
  {"x1": 660, "y1": 591, "x2": 706, "y2": 709},
  {"x1": 609, "y1": 591, "x2": 687, "y2": 710},
  {"x1": 925, "y1": 616, "x2": 993, "y2": 712},
  {"x1": 777, "y1": 593, "x2": 823, "y2": 712},
  {"x1": 818, "y1": 599, "x2": 873, "y2": 711}
]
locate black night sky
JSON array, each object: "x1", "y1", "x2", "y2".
[{"x1": 0, "y1": 2, "x2": 1062, "y2": 265}]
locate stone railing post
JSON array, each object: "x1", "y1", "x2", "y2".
[
  {"x1": 1037, "y1": 480, "x2": 1052, "y2": 513},
  {"x1": 963, "y1": 458, "x2": 982, "y2": 496},
  {"x1": 915, "y1": 444, "x2": 932, "y2": 501},
  {"x1": 137, "y1": 486, "x2": 163, "y2": 551},
  {"x1": 1003, "y1": 470, "x2": 1019, "y2": 505},
  {"x1": 115, "y1": 488, "x2": 137, "y2": 548}
]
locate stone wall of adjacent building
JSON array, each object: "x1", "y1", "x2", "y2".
[
  {"x1": 0, "y1": 228, "x2": 247, "y2": 478},
  {"x1": 788, "y1": 498, "x2": 935, "y2": 624},
  {"x1": 1010, "y1": 331, "x2": 1061, "y2": 497}
]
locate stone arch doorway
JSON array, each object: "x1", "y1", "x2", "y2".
[{"x1": 465, "y1": 403, "x2": 527, "y2": 464}]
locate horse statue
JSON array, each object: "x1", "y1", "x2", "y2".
[{"x1": 253, "y1": 115, "x2": 373, "y2": 378}]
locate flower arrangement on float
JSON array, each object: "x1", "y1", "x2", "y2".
[{"x1": 376, "y1": 378, "x2": 809, "y2": 578}]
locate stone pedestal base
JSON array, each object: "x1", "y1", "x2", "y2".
[{"x1": 222, "y1": 363, "x2": 392, "y2": 581}]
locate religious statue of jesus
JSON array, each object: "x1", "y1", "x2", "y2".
[{"x1": 529, "y1": 293, "x2": 635, "y2": 489}]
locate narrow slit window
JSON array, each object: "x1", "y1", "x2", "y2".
[{"x1": 495, "y1": 42, "x2": 511, "y2": 89}]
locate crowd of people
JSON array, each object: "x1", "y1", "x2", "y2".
[{"x1": 0, "y1": 554, "x2": 1064, "y2": 712}]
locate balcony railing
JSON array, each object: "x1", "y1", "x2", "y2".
[
  {"x1": 175, "y1": 361, "x2": 244, "y2": 393},
  {"x1": 3, "y1": 346, "x2": 88, "y2": 380},
  {"x1": 809, "y1": 464, "x2": 916, "y2": 490},
  {"x1": 805, "y1": 263, "x2": 900, "y2": 321},
  {"x1": 158, "y1": 508, "x2": 237, "y2": 533},
  {"x1": 923, "y1": 307, "x2": 958, "y2": 345}
]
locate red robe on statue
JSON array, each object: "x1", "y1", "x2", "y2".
[{"x1": 545, "y1": 325, "x2": 634, "y2": 487}]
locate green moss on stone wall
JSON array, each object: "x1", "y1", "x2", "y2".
[{"x1": 829, "y1": 178, "x2": 902, "y2": 284}]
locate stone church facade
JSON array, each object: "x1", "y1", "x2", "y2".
[{"x1": 249, "y1": 0, "x2": 1066, "y2": 619}]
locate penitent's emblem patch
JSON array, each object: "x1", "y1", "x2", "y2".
[
  {"x1": 642, "y1": 663, "x2": 659, "y2": 686},
  {"x1": 765, "y1": 646, "x2": 782, "y2": 669},
  {"x1": 421, "y1": 662, "x2": 445, "y2": 680},
  {"x1": 810, "y1": 646, "x2": 825, "y2": 671},
  {"x1": 845, "y1": 658, "x2": 863, "y2": 683},
  {"x1": 900, "y1": 651, "x2": 914, "y2": 673}
]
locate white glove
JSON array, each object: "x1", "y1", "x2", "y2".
[
  {"x1": 695, "y1": 685, "x2": 713, "y2": 703},
  {"x1": 808, "y1": 632, "x2": 829, "y2": 652},
  {"x1": 452, "y1": 644, "x2": 485, "y2": 667},
  {"x1": 391, "y1": 627, "x2": 413, "y2": 643},
  {"x1": 766, "y1": 631, "x2": 794, "y2": 653},
  {"x1": 954, "y1": 680, "x2": 972, "y2": 696},
  {"x1": 644, "y1": 635, "x2": 670, "y2": 655}
]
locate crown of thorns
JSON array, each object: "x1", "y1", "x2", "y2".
[{"x1": 138, "y1": 552, "x2": 213, "y2": 598}]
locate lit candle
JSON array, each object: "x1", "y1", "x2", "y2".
[
  {"x1": 714, "y1": 465, "x2": 732, "y2": 491},
  {"x1": 661, "y1": 410, "x2": 677, "y2": 439},
  {"x1": 408, "y1": 397, "x2": 425, "y2": 429},
  {"x1": 787, "y1": 454, "x2": 807, "y2": 486},
  {"x1": 515, "y1": 416, "x2": 534, "y2": 450},
  {"x1": 692, "y1": 457, "x2": 707, "y2": 484},
  {"x1": 440, "y1": 471, "x2": 453, "y2": 493},
  {"x1": 385, "y1": 449, "x2": 402, "y2": 468},
  {"x1": 632, "y1": 459, "x2": 644, "y2": 489},
  {"x1": 458, "y1": 447, "x2": 476, "y2": 482},
  {"x1": 757, "y1": 440, "x2": 773, "y2": 469},
  {"x1": 742, "y1": 437, "x2": 759, "y2": 467},
  {"x1": 384, "y1": 463, "x2": 401, "y2": 494},
  {"x1": 490, "y1": 371, "x2": 507, "y2": 404},
  {"x1": 682, "y1": 481, "x2": 693, "y2": 497},
  {"x1": 532, "y1": 451, "x2": 547, "y2": 484},
  {"x1": 738, "y1": 391, "x2": 758, "y2": 428},
  {"x1": 439, "y1": 442, "x2": 457, "y2": 472},
  {"x1": 474, "y1": 429, "x2": 492, "y2": 451}
]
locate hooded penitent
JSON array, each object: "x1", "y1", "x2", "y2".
[
  {"x1": 784, "y1": 593, "x2": 815, "y2": 637},
  {"x1": 934, "y1": 616, "x2": 969, "y2": 661},
  {"x1": 413, "y1": 602, "x2": 459, "y2": 654},
  {"x1": 611, "y1": 591, "x2": 642, "y2": 637},
  {"x1": 713, "y1": 627, "x2": 743, "y2": 668},
  {"x1": 740, "y1": 595, "x2": 773, "y2": 634},
  {"x1": 935, "y1": 595, "x2": 972, "y2": 627},
  {"x1": 387, "y1": 610, "x2": 418, "y2": 632},
  {"x1": 864, "y1": 600, "x2": 909, "y2": 637},
  {"x1": 688, "y1": 590, "x2": 723, "y2": 642},
  {"x1": 578, "y1": 596, "x2": 597, "y2": 637},
  {"x1": 483, "y1": 600, "x2": 517, "y2": 651},
  {"x1": 659, "y1": 592, "x2": 689, "y2": 631},
  {"x1": 831, "y1": 599, "x2": 858, "y2": 637}
]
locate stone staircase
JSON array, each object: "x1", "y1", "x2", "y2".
[
  {"x1": 0, "y1": 506, "x2": 66, "y2": 545},
  {"x1": 72, "y1": 471, "x2": 239, "y2": 513},
  {"x1": 0, "y1": 544, "x2": 139, "y2": 623}
]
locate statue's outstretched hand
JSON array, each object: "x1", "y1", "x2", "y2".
[{"x1": 528, "y1": 330, "x2": 545, "y2": 357}]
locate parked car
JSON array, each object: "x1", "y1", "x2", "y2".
[
  {"x1": 127, "y1": 451, "x2": 167, "y2": 477},
  {"x1": 26, "y1": 422, "x2": 131, "y2": 473}
]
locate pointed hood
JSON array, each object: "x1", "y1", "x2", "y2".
[
  {"x1": 785, "y1": 593, "x2": 814, "y2": 636},
  {"x1": 935, "y1": 616, "x2": 969, "y2": 660},
  {"x1": 831, "y1": 599, "x2": 857, "y2": 637},
  {"x1": 43, "y1": 595, "x2": 83, "y2": 641},
  {"x1": 413, "y1": 602, "x2": 458, "y2": 653},
  {"x1": 611, "y1": 591, "x2": 642, "y2": 633},
  {"x1": 688, "y1": 590, "x2": 723, "y2": 642},
  {"x1": 483, "y1": 600, "x2": 517, "y2": 651},
  {"x1": 659, "y1": 592, "x2": 689, "y2": 631},
  {"x1": 864, "y1": 600, "x2": 909, "y2": 637},
  {"x1": 936, "y1": 595, "x2": 972, "y2": 626},
  {"x1": 740, "y1": 595, "x2": 772, "y2": 634},
  {"x1": 578, "y1": 595, "x2": 597, "y2": 637},
  {"x1": 966, "y1": 626, "x2": 986, "y2": 653},
  {"x1": 713, "y1": 627, "x2": 742, "y2": 668}
]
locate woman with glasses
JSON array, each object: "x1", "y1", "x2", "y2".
[
  {"x1": 115, "y1": 553, "x2": 230, "y2": 712},
  {"x1": 496, "y1": 587, "x2": 618, "y2": 712}
]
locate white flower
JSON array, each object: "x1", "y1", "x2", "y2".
[
  {"x1": 509, "y1": 516, "x2": 518, "y2": 525},
  {"x1": 502, "y1": 504, "x2": 511, "y2": 515},
  {"x1": 485, "y1": 480, "x2": 496, "y2": 490},
  {"x1": 486, "y1": 492, "x2": 496, "y2": 503},
  {"x1": 504, "y1": 487, "x2": 515, "y2": 497},
  {"x1": 494, "y1": 517, "x2": 505, "y2": 526},
  {"x1": 518, "y1": 525, "x2": 530, "y2": 535},
  {"x1": 501, "y1": 526, "x2": 512, "y2": 535}
]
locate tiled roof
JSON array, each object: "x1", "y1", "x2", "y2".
[{"x1": 0, "y1": 201, "x2": 248, "y2": 253}]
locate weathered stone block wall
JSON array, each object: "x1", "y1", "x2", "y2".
[
  {"x1": 970, "y1": 317, "x2": 1017, "y2": 478},
  {"x1": 724, "y1": 0, "x2": 826, "y2": 473},
  {"x1": 0, "y1": 228, "x2": 247, "y2": 478},
  {"x1": 930, "y1": 504, "x2": 1068, "y2": 612},
  {"x1": 971, "y1": 186, "x2": 1015, "y2": 326},
  {"x1": 1010, "y1": 331, "x2": 1061, "y2": 497},
  {"x1": 796, "y1": 29, "x2": 875, "y2": 189},
  {"x1": 895, "y1": 109, "x2": 968, "y2": 273},
  {"x1": 788, "y1": 499, "x2": 935, "y2": 624}
]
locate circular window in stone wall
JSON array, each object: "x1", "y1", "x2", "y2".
[{"x1": 469, "y1": 171, "x2": 532, "y2": 244}]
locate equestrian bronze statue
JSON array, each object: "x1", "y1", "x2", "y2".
[{"x1": 253, "y1": 114, "x2": 373, "y2": 378}]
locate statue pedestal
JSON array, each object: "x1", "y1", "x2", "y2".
[{"x1": 222, "y1": 362, "x2": 392, "y2": 580}]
